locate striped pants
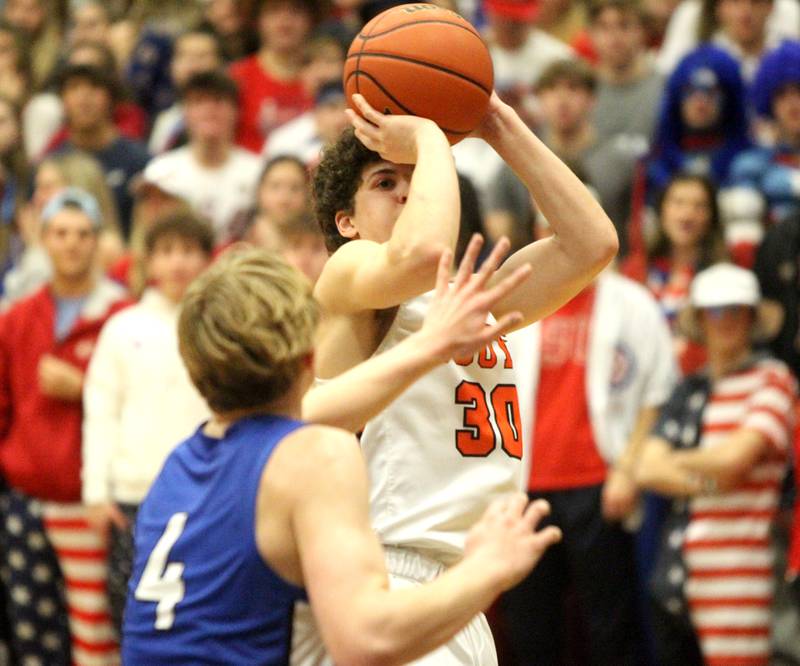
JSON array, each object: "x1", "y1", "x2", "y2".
[{"x1": 0, "y1": 488, "x2": 119, "y2": 666}]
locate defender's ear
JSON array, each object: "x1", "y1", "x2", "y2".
[{"x1": 335, "y1": 210, "x2": 359, "y2": 240}]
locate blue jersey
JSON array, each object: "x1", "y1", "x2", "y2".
[{"x1": 122, "y1": 414, "x2": 307, "y2": 665}]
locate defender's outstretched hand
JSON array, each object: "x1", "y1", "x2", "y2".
[
  {"x1": 346, "y1": 93, "x2": 445, "y2": 164},
  {"x1": 465, "y1": 495, "x2": 562, "y2": 591},
  {"x1": 421, "y1": 234, "x2": 531, "y2": 363}
]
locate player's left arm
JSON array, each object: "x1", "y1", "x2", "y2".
[
  {"x1": 475, "y1": 94, "x2": 618, "y2": 328},
  {"x1": 303, "y1": 236, "x2": 530, "y2": 432}
]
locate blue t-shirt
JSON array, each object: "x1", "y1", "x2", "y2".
[
  {"x1": 54, "y1": 296, "x2": 86, "y2": 340},
  {"x1": 123, "y1": 414, "x2": 308, "y2": 665}
]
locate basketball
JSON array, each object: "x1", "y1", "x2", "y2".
[{"x1": 344, "y1": 4, "x2": 494, "y2": 145}]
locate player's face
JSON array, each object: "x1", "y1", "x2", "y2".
[
  {"x1": 661, "y1": 180, "x2": 712, "y2": 250},
  {"x1": 147, "y1": 236, "x2": 210, "y2": 303},
  {"x1": 42, "y1": 209, "x2": 98, "y2": 280},
  {"x1": 338, "y1": 161, "x2": 413, "y2": 244}
]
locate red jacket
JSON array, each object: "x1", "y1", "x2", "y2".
[{"x1": 0, "y1": 281, "x2": 130, "y2": 502}]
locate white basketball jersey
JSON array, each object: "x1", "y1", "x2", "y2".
[{"x1": 360, "y1": 291, "x2": 524, "y2": 565}]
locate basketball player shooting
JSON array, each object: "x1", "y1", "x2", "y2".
[{"x1": 307, "y1": 91, "x2": 618, "y2": 664}]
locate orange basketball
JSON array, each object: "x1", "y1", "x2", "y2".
[{"x1": 344, "y1": 4, "x2": 493, "y2": 145}]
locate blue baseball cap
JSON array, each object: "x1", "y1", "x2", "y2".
[{"x1": 41, "y1": 187, "x2": 102, "y2": 231}]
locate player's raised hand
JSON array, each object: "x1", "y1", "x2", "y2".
[
  {"x1": 464, "y1": 494, "x2": 562, "y2": 591},
  {"x1": 421, "y1": 234, "x2": 532, "y2": 363},
  {"x1": 347, "y1": 93, "x2": 445, "y2": 164},
  {"x1": 467, "y1": 90, "x2": 512, "y2": 143}
]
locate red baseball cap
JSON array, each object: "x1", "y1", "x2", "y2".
[{"x1": 484, "y1": 0, "x2": 539, "y2": 21}]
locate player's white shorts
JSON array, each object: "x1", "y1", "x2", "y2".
[{"x1": 290, "y1": 546, "x2": 498, "y2": 666}]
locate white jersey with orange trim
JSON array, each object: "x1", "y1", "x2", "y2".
[{"x1": 360, "y1": 290, "x2": 525, "y2": 566}]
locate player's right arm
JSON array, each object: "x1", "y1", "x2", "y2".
[
  {"x1": 314, "y1": 95, "x2": 460, "y2": 314},
  {"x1": 258, "y1": 426, "x2": 560, "y2": 666}
]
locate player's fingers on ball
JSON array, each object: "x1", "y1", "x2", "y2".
[{"x1": 353, "y1": 94, "x2": 384, "y2": 125}]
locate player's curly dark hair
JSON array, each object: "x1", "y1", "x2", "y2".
[{"x1": 313, "y1": 128, "x2": 382, "y2": 253}]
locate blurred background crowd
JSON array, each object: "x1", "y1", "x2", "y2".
[{"x1": 0, "y1": 0, "x2": 799, "y2": 664}]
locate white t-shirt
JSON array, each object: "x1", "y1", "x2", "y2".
[
  {"x1": 143, "y1": 145, "x2": 262, "y2": 241},
  {"x1": 490, "y1": 29, "x2": 575, "y2": 91},
  {"x1": 262, "y1": 112, "x2": 321, "y2": 166}
]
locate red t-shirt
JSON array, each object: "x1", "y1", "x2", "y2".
[
  {"x1": 229, "y1": 55, "x2": 312, "y2": 153},
  {"x1": 529, "y1": 287, "x2": 607, "y2": 491}
]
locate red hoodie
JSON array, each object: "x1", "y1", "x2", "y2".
[{"x1": 0, "y1": 280, "x2": 130, "y2": 502}]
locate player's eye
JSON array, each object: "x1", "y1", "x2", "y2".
[{"x1": 377, "y1": 178, "x2": 395, "y2": 190}]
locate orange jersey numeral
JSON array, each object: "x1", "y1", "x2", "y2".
[{"x1": 454, "y1": 381, "x2": 522, "y2": 459}]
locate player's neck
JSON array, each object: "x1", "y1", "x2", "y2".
[{"x1": 205, "y1": 392, "x2": 303, "y2": 438}]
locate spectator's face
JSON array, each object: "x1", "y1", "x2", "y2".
[
  {"x1": 258, "y1": 161, "x2": 309, "y2": 225},
  {"x1": 33, "y1": 162, "x2": 66, "y2": 212},
  {"x1": 773, "y1": 83, "x2": 800, "y2": 139},
  {"x1": 314, "y1": 99, "x2": 349, "y2": 146},
  {"x1": 258, "y1": 1, "x2": 313, "y2": 54},
  {"x1": 282, "y1": 231, "x2": 327, "y2": 284},
  {"x1": 660, "y1": 180, "x2": 712, "y2": 250},
  {"x1": 70, "y1": 2, "x2": 109, "y2": 46},
  {"x1": 61, "y1": 78, "x2": 112, "y2": 130},
  {"x1": 184, "y1": 91, "x2": 238, "y2": 143},
  {"x1": 699, "y1": 305, "x2": 754, "y2": 355},
  {"x1": 3, "y1": 0, "x2": 44, "y2": 36},
  {"x1": 488, "y1": 16, "x2": 530, "y2": 50},
  {"x1": 0, "y1": 100, "x2": 19, "y2": 156},
  {"x1": 147, "y1": 235, "x2": 210, "y2": 302},
  {"x1": 590, "y1": 8, "x2": 645, "y2": 70},
  {"x1": 42, "y1": 208, "x2": 98, "y2": 280},
  {"x1": 206, "y1": 0, "x2": 243, "y2": 37},
  {"x1": 537, "y1": 80, "x2": 594, "y2": 134},
  {"x1": 640, "y1": 0, "x2": 680, "y2": 30},
  {"x1": 681, "y1": 87, "x2": 721, "y2": 130},
  {"x1": 171, "y1": 34, "x2": 222, "y2": 89},
  {"x1": 716, "y1": 0, "x2": 772, "y2": 48}
]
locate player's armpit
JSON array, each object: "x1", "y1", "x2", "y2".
[{"x1": 314, "y1": 238, "x2": 445, "y2": 315}]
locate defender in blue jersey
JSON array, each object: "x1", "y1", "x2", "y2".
[{"x1": 123, "y1": 247, "x2": 561, "y2": 665}]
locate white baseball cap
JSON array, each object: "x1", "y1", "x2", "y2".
[{"x1": 677, "y1": 263, "x2": 783, "y2": 342}]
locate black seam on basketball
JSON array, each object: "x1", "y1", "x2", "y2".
[
  {"x1": 346, "y1": 70, "x2": 469, "y2": 135},
  {"x1": 356, "y1": 7, "x2": 393, "y2": 94},
  {"x1": 358, "y1": 19, "x2": 480, "y2": 41},
  {"x1": 344, "y1": 52, "x2": 491, "y2": 95}
]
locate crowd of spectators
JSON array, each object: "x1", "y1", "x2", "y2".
[{"x1": 0, "y1": 0, "x2": 798, "y2": 664}]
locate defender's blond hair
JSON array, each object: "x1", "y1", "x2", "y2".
[{"x1": 178, "y1": 248, "x2": 319, "y2": 413}]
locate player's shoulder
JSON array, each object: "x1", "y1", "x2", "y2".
[
  {"x1": 313, "y1": 239, "x2": 381, "y2": 310},
  {"x1": 278, "y1": 424, "x2": 359, "y2": 461}
]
